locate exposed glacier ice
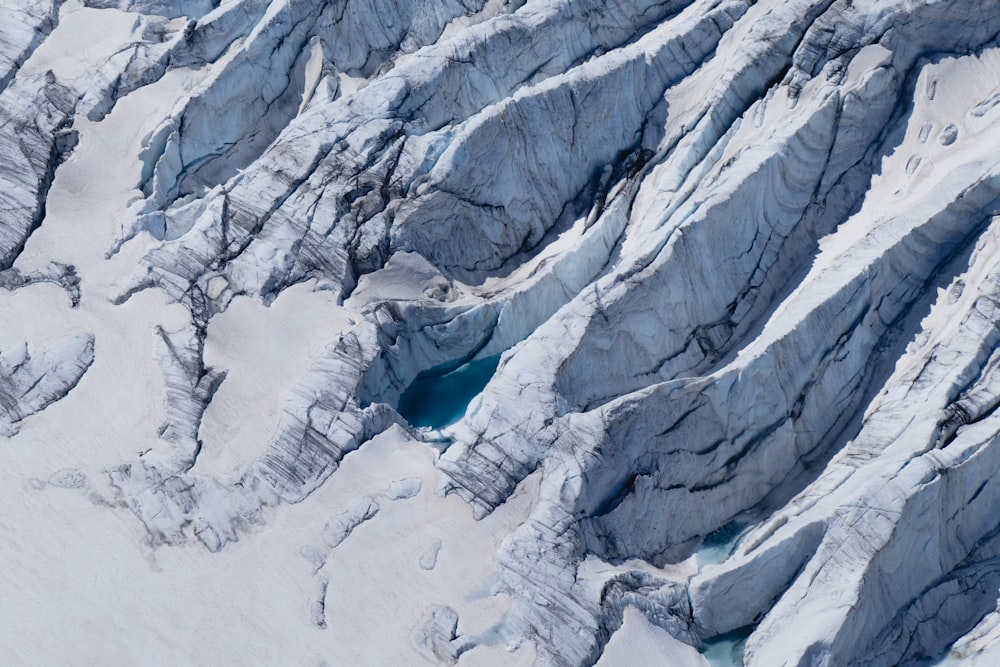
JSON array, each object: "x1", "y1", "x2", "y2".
[{"x1": 5, "y1": 0, "x2": 1000, "y2": 665}]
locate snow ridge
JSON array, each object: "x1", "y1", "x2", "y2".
[{"x1": 6, "y1": 0, "x2": 1000, "y2": 665}]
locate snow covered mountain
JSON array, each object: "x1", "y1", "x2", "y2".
[{"x1": 4, "y1": 0, "x2": 1000, "y2": 664}]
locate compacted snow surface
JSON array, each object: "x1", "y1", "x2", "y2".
[{"x1": 5, "y1": 0, "x2": 1000, "y2": 665}]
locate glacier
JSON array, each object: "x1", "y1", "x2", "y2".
[{"x1": 4, "y1": 0, "x2": 1000, "y2": 665}]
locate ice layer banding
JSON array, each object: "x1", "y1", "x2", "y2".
[{"x1": 6, "y1": 0, "x2": 1000, "y2": 664}]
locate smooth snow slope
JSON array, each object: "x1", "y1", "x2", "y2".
[{"x1": 4, "y1": 0, "x2": 1000, "y2": 665}]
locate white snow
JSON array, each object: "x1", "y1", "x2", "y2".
[{"x1": 5, "y1": 0, "x2": 1000, "y2": 665}]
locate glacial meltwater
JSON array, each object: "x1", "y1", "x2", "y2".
[
  {"x1": 696, "y1": 521, "x2": 746, "y2": 569},
  {"x1": 701, "y1": 628, "x2": 751, "y2": 667},
  {"x1": 397, "y1": 354, "x2": 501, "y2": 429}
]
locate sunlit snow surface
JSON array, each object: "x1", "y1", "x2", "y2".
[{"x1": 5, "y1": 0, "x2": 1000, "y2": 665}]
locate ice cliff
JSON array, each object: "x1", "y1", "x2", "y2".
[{"x1": 5, "y1": 0, "x2": 1000, "y2": 665}]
